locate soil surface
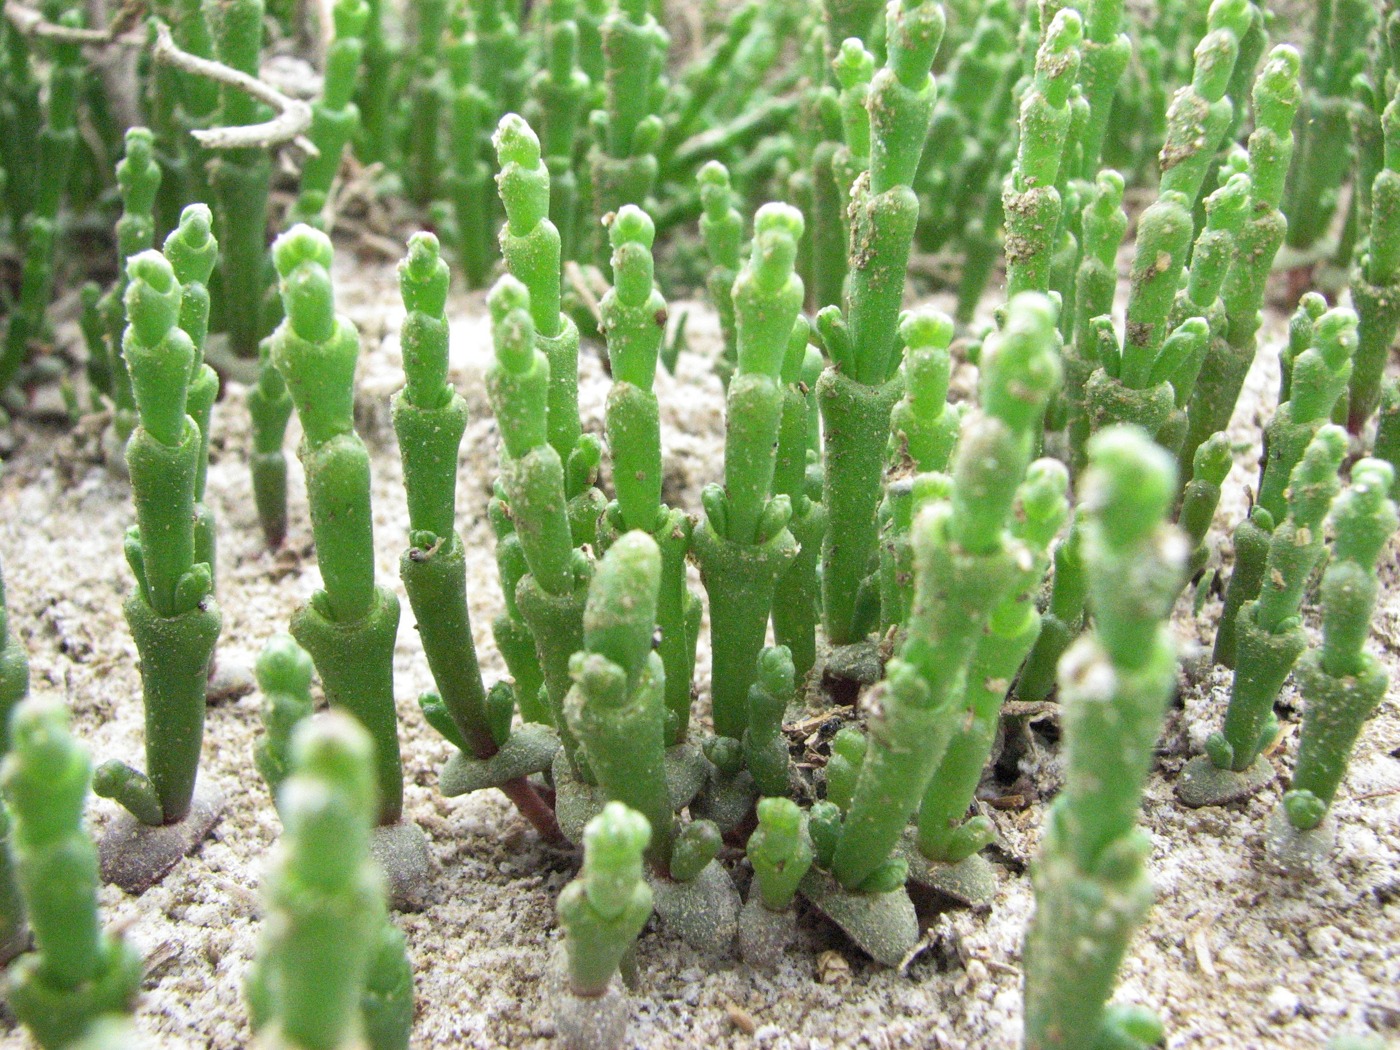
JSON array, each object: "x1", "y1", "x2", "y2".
[{"x1": 0, "y1": 239, "x2": 1397, "y2": 1050}]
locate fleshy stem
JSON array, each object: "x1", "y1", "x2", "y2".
[
  {"x1": 1156, "y1": 0, "x2": 1254, "y2": 208},
  {"x1": 1375, "y1": 380, "x2": 1400, "y2": 490},
  {"x1": 496, "y1": 119, "x2": 565, "y2": 422},
  {"x1": 588, "y1": 0, "x2": 667, "y2": 268},
  {"x1": 597, "y1": 206, "x2": 699, "y2": 743},
  {"x1": 162, "y1": 204, "x2": 221, "y2": 582},
  {"x1": 1346, "y1": 81, "x2": 1400, "y2": 433},
  {"x1": 1081, "y1": 184, "x2": 1194, "y2": 444},
  {"x1": 1279, "y1": 292, "x2": 1328, "y2": 405},
  {"x1": 472, "y1": 0, "x2": 528, "y2": 114},
  {"x1": 445, "y1": 29, "x2": 494, "y2": 288},
  {"x1": 1014, "y1": 510, "x2": 1086, "y2": 703},
  {"x1": 916, "y1": 459, "x2": 1068, "y2": 865},
  {"x1": 772, "y1": 323, "x2": 828, "y2": 682},
  {"x1": 1282, "y1": 0, "x2": 1377, "y2": 252},
  {"x1": 0, "y1": 559, "x2": 29, "y2": 960},
  {"x1": 1021, "y1": 427, "x2": 1185, "y2": 1050},
  {"x1": 1073, "y1": 0, "x2": 1130, "y2": 180},
  {"x1": 1180, "y1": 45, "x2": 1302, "y2": 480},
  {"x1": 94, "y1": 251, "x2": 220, "y2": 827},
  {"x1": 1002, "y1": 8, "x2": 1082, "y2": 300},
  {"x1": 530, "y1": 4, "x2": 591, "y2": 263},
  {"x1": 99, "y1": 128, "x2": 162, "y2": 446},
  {"x1": 1256, "y1": 308, "x2": 1356, "y2": 523},
  {"x1": 694, "y1": 204, "x2": 804, "y2": 742},
  {"x1": 744, "y1": 647, "x2": 796, "y2": 799},
  {"x1": 1157, "y1": 172, "x2": 1252, "y2": 461},
  {"x1": 392, "y1": 233, "x2": 561, "y2": 840},
  {"x1": 1282, "y1": 459, "x2": 1398, "y2": 831},
  {"x1": 0, "y1": 12, "x2": 82, "y2": 395},
  {"x1": 878, "y1": 312, "x2": 956, "y2": 631},
  {"x1": 252, "y1": 634, "x2": 315, "y2": 805},
  {"x1": 3, "y1": 700, "x2": 142, "y2": 1050},
  {"x1": 1212, "y1": 503, "x2": 1272, "y2": 669},
  {"x1": 247, "y1": 324, "x2": 295, "y2": 549},
  {"x1": 1205, "y1": 427, "x2": 1347, "y2": 774},
  {"x1": 269, "y1": 226, "x2": 404, "y2": 827},
  {"x1": 288, "y1": 0, "x2": 368, "y2": 229},
  {"x1": 402, "y1": 0, "x2": 447, "y2": 207},
  {"x1": 488, "y1": 491, "x2": 547, "y2": 726},
  {"x1": 1178, "y1": 432, "x2": 1232, "y2": 580},
  {"x1": 487, "y1": 275, "x2": 594, "y2": 780},
  {"x1": 698, "y1": 160, "x2": 743, "y2": 390},
  {"x1": 352, "y1": 0, "x2": 396, "y2": 166},
  {"x1": 1082, "y1": 7, "x2": 1260, "y2": 455},
  {"x1": 818, "y1": 0, "x2": 945, "y2": 646},
  {"x1": 567, "y1": 533, "x2": 680, "y2": 873},
  {"x1": 557, "y1": 802, "x2": 652, "y2": 998},
  {"x1": 208, "y1": 0, "x2": 272, "y2": 360},
  {"x1": 1063, "y1": 170, "x2": 1126, "y2": 470},
  {"x1": 747, "y1": 797, "x2": 813, "y2": 912},
  {"x1": 831, "y1": 293, "x2": 1062, "y2": 892},
  {"x1": 830, "y1": 37, "x2": 874, "y2": 249},
  {"x1": 245, "y1": 714, "x2": 413, "y2": 1050},
  {"x1": 917, "y1": 1, "x2": 1017, "y2": 256}
]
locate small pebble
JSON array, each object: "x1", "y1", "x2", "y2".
[
  {"x1": 1306, "y1": 924, "x2": 1341, "y2": 957},
  {"x1": 1265, "y1": 986, "x2": 1299, "y2": 1021}
]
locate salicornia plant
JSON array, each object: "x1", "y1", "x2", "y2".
[
  {"x1": 253, "y1": 633, "x2": 316, "y2": 803},
  {"x1": 97, "y1": 128, "x2": 162, "y2": 449},
  {"x1": 1281, "y1": 0, "x2": 1376, "y2": 256},
  {"x1": 563, "y1": 530, "x2": 734, "y2": 952},
  {"x1": 1272, "y1": 459, "x2": 1398, "y2": 867},
  {"x1": 1345, "y1": 75, "x2": 1400, "y2": 433},
  {"x1": 485, "y1": 275, "x2": 594, "y2": 781},
  {"x1": 1022, "y1": 427, "x2": 1185, "y2": 1050},
  {"x1": 588, "y1": 0, "x2": 666, "y2": 266},
  {"x1": 494, "y1": 113, "x2": 604, "y2": 545},
  {"x1": 162, "y1": 204, "x2": 221, "y2": 584},
  {"x1": 597, "y1": 205, "x2": 699, "y2": 745},
  {"x1": 738, "y1": 795, "x2": 812, "y2": 968},
  {"x1": 694, "y1": 202, "x2": 804, "y2": 744},
  {"x1": 910, "y1": 458, "x2": 1068, "y2": 904},
  {"x1": 1179, "y1": 426, "x2": 1347, "y2": 808},
  {"x1": 208, "y1": 0, "x2": 272, "y2": 361},
  {"x1": 288, "y1": 0, "x2": 368, "y2": 229},
  {"x1": 835, "y1": 293, "x2": 1061, "y2": 888},
  {"x1": 0, "y1": 557, "x2": 28, "y2": 961},
  {"x1": 392, "y1": 231, "x2": 561, "y2": 840},
  {"x1": 267, "y1": 226, "x2": 407, "y2": 836},
  {"x1": 0, "y1": 11, "x2": 82, "y2": 396},
  {"x1": 4, "y1": 699, "x2": 142, "y2": 1050},
  {"x1": 246, "y1": 712, "x2": 413, "y2": 1050},
  {"x1": 555, "y1": 802, "x2": 652, "y2": 1050},
  {"x1": 1182, "y1": 43, "x2": 1303, "y2": 480},
  {"x1": 817, "y1": 0, "x2": 944, "y2": 649},
  {"x1": 1001, "y1": 8, "x2": 1081, "y2": 300},
  {"x1": 5, "y1": 0, "x2": 1400, "y2": 1040},
  {"x1": 93, "y1": 250, "x2": 222, "y2": 840}
]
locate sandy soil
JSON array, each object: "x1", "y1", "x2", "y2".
[{"x1": 0, "y1": 239, "x2": 1396, "y2": 1050}]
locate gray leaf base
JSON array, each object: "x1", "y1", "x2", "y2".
[
  {"x1": 798, "y1": 867, "x2": 918, "y2": 968},
  {"x1": 99, "y1": 786, "x2": 225, "y2": 894},
  {"x1": 1175, "y1": 754, "x2": 1275, "y2": 808}
]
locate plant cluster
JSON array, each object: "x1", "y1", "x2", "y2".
[{"x1": 0, "y1": 0, "x2": 1398, "y2": 1047}]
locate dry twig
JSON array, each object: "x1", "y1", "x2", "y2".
[
  {"x1": 2, "y1": 6, "x2": 313, "y2": 151},
  {"x1": 150, "y1": 21, "x2": 312, "y2": 149}
]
